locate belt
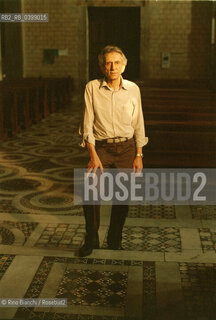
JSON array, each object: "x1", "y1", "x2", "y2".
[{"x1": 97, "y1": 137, "x2": 129, "y2": 144}]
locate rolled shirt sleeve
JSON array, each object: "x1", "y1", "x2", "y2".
[
  {"x1": 79, "y1": 83, "x2": 96, "y2": 147},
  {"x1": 132, "y1": 85, "x2": 149, "y2": 148}
]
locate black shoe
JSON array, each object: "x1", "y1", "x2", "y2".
[
  {"x1": 107, "y1": 243, "x2": 124, "y2": 250},
  {"x1": 78, "y1": 241, "x2": 99, "y2": 257}
]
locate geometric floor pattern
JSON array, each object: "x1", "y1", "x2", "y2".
[
  {"x1": 199, "y1": 228, "x2": 216, "y2": 253},
  {"x1": 121, "y1": 226, "x2": 181, "y2": 252},
  {"x1": 14, "y1": 257, "x2": 148, "y2": 320},
  {"x1": 0, "y1": 200, "x2": 23, "y2": 214},
  {"x1": 103, "y1": 226, "x2": 182, "y2": 252},
  {"x1": 179, "y1": 262, "x2": 216, "y2": 319},
  {"x1": 128, "y1": 204, "x2": 176, "y2": 219},
  {"x1": 191, "y1": 206, "x2": 216, "y2": 220},
  {"x1": 0, "y1": 255, "x2": 15, "y2": 281},
  {"x1": 0, "y1": 100, "x2": 216, "y2": 319},
  {"x1": 56, "y1": 268, "x2": 128, "y2": 307},
  {"x1": 0, "y1": 226, "x2": 15, "y2": 245},
  {"x1": 0, "y1": 221, "x2": 38, "y2": 243},
  {"x1": 35, "y1": 224, "x2": 85, "y2": 249}
]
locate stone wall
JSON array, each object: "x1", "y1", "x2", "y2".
[
  {"x1": 143, "y1": 1, "x2": 192, "y2": 79},
  {"x1": 21, "y1": 0, "x2": 212, "y2": 84},
  {"x1": 22, "y1": 0, "x2": 87, "y2": 87},
  {"x1": 142, "y1": 0, "x2": 211, "y2": 80}
]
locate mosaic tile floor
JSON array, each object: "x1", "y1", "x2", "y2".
[
  {"x1": 0, "y1": 255, "x2": 15, "y2": 281},
  {"x1": 128, "y1": 205, "x2": 176, "y2": 219},
  {"x1": 0, "y1": 100, "x2": 216, "y2": 319},
  {"x1": 179, "y1": 263, "x2": 216, "y2": 319},
  {"x1": 121, "y1": 226, "x2": 181, "y2": 252},
  {"x1": 199, "y1": 228, "x2": 216, "y2": 253},
  {"x1": 35, "y1": 223, "x2": 85, "y2": 249},
  {"x1": 191, "y1": 206, "x2": 216, "y2": 220}
]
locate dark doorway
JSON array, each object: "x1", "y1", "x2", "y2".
[{"x1": 88, "y1": 7, "x2": 140, "y2": 81}]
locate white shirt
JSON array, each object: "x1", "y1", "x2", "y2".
[{"x1": 79, "y1": 77, "x2": 149, "y2": 148}]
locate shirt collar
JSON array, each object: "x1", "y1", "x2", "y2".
[{"x1": 99, "y1": 76, "x2": 128, "y2": 91}]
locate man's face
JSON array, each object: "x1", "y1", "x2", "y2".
[{"x1": 101, "y1": 51, "x2": 125, "y2": 81}]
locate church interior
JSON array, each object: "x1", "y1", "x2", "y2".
[{"x1": 0, "y1": 0, "x2": 216, "y2": 319}]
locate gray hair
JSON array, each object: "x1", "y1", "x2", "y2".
[{"x1": 98, "y1": 45, "x2": 127, "y2": 67}]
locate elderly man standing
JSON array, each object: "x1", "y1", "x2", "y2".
[{"x1": 79, "y1": 45, "x2": 148, "y2": 257}]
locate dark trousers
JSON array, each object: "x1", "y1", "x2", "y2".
[{"x1": 83, "y1": 138, "x2": 136, "y2": 247}]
